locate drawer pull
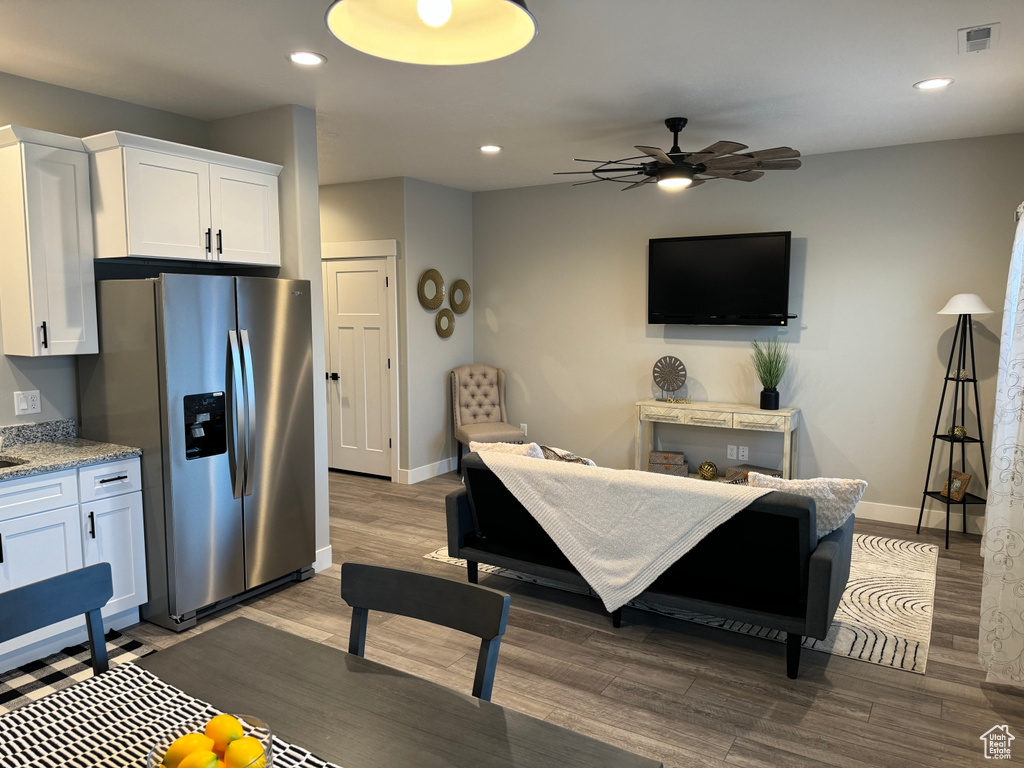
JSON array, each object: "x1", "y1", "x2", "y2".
[
  {"x1": 645, "y1": 415, "x2": 680, "y2": 423},
  {"x1": 88, "y1": 511, "x2": 96, "y2": 539},
  {"x1": 692, "y1": 417, "x2": 727, "y2": 424},
  {"x1": 98, "y1": 475, "x2": 129, "y2": 485},
  {"x1": 738, "y1": 421, "x2": 776, "y2": 428}
]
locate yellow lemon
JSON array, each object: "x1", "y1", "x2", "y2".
[
  {"x1": 224, "y1": 736, "x2": 266, "y2": 768},
  {"x1": 162, "y1": 733, "x2": 215, "y2": 768},
  {"x1": 205, "y1": 714, "x2": 244, "y2": 756},
  {"x1": 177, "y1": 750, "x2": 219, "y2": 768}
]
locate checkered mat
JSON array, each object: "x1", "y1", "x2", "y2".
[
  {"x1": 0, "y1": 629, "x2": 153, "y2": 715},
  {"x1": 0, "y1": 662, "x2": 340, "y2": 767}
]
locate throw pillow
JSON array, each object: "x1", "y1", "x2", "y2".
[
  {"x1": 747, "y1": 472, "x2": 868, "y2": 539},
  {"x1": 469, "y1": 441, "x2": 545, "y2": 459},
  {"x1": 539, "y1": 444, "x2": 597, "y2": 466}
]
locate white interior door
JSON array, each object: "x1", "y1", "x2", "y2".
[{"x1": 324, "y1": 258, "x2": 393, "y2": 477}]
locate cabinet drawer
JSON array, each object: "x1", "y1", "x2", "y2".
[
  {"x1": 0, "y1": 469, "x2": 79, "y2": 522},
  {"x1": 640, "y1": 406, "x2": 684, "y2": 424},
  {"x1": 78, "y1": 458, "x2": 142, "y2": 502},
  {"x1": 733, "y1": 414, "x2": 787, "y2": 432},
  {"x1": 684, "y1": 410, "x2": 733, "y2": 428}
]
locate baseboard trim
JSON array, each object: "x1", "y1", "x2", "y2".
[
  {"x1": 855, "y1": 500, "x2": 985, "y2": 535},
  {"x1": 313, "y1": 545, "x2": 333, "y2": 573},
  {"x1": 399, "y1": 457, "x2": 456, "y2": 485}
]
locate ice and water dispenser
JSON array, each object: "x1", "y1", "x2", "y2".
[{"x1": 184, "y1": 393, "x2": 227, "y2": 460}]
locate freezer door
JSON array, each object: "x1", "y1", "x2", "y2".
[
  {"x1": 236, "y1": 277, "x2": 316, "y2": 588},
  {"x1": 158, "y1": 274, "x2": 246, "y2": 615}
]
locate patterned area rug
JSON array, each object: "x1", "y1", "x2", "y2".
[
  {"x1": 0, "y1": 629, "x2": 154, "y2": 714},
  {"x1": 426, "y1": 533, "x2": 938, "y2": 674}
]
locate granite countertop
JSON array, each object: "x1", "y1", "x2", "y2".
[{"x1": 0, "y1": 419, "x2": 141, "y2": 481}]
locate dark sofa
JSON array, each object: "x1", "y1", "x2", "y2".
[{"x1": 445, "y1": 453, "x2": 855, "y2": 678}]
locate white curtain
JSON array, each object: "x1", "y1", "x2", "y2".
[{"x1": 980, "y1": 213, "x2": 1024, "y2": 685}]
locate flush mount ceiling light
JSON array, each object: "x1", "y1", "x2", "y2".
[
  {"x1": 325, "y1": 0, "x2": 537, "y2": 65},
  {"x1": 288, "y1": 51, "x2": 327, "y2": 65},
  {"x1": 556, "y1": 117, "x2": 802, "y2": 192},
  {"x1": 913, "y1": 77, "x2": 954, "y2": 90},
  {"x1": 480, "y1": 145, "x2": 503, "y2": 153}
]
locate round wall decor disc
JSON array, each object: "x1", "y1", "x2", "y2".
[
  {"x1": 450, "y1": 279, "x2": 471, "y2": 314},
  {"x1": 418, "y1": 269, "x2": 445, "y2": 310},
  {"x1": 436, "y1": 308, "x2": 455, "y2": 338},
  {"x1": 653, "y1": 356, "x2": 687, "y2": 393}
]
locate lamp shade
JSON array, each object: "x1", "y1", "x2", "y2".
[
  {"x1": 937, "y1": 293, "x2": 994, "y2": 315},
  {"x1": 325, "y1": 0, "x2": 538, "y2": 65}
]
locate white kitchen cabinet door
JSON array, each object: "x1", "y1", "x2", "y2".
[
  {"x1": 81, "y1": 492, "x2": 146, "y2": 618},
  {"x1": 0, "y1": 138, "x2": 97, "y2": 356},
  {"x1": 124, "y1": 148, "x2": 211, "y2": 261},
  {"x1": 210, "y1": 164, "x2": 280, "y2": 266},
  {"x1": 0, "y1": 504, "x2": 85, "y2": 656}
]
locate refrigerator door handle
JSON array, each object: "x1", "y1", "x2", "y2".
[
  {"x1": 228, "y1": 330, "x2": 246, "y2": 499},
  {"x1": 240, "y1": 328, "x2": 257, "y2": 498}
]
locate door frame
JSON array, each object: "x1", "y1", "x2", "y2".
[{"x1": 321, "y1": 239, "x2": 400, "y2": 483}]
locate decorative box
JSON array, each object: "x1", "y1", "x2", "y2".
[
  {"x1": 649, "y1": 451, "x2": 685, "y2": 465},
  {"x1": 648, "y1": 459, "x2": 689, "y2": 477},
  {"x1": 725, "y1": 464, "x2": 783, "y2": 484}
]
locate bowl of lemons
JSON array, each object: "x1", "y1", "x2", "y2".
[{"x1": 149, "y1": 713, "x2": 273, "y2": 768}]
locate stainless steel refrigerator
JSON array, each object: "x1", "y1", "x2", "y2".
[{"x1": 78, "y1": 274, "x2": 315, "y2": 630}]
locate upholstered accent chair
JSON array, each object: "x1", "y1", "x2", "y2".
[{"x1": 451, "y1": 364, "x2": 526, "y2": 473}]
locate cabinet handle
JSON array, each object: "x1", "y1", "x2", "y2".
[
  {"x1": 98, "y1": 474, "x2": 129, "y2": 485},
  {"x1": 41, "y1": 321, "x2": 48, "y2": 349},
  {"x1": 88, "y1": 511, "x2": 96, "y2": 539},
  {"x1": 0, "y1": 533, "x2": 4, "y2": 563},
  {"x1": 206, "y1": 227, "x2": 212, "y2": 253},
  {"x1": 692, "y1": 417, "x2": 726, "y2": 425},
  {"x1": 216, "y1": 229, "x2": 223, "y2": 255},
  {"x1": 738, "y1": 421, "x2": 773, "y2": 428}
]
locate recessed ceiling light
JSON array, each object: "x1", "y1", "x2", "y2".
[
  {"x1": 480, "y1": 145, "x2": 503, "y2": 153},
  {"x1": 289, "y1": 51, "x2": 326, "y2": 66},
  {"x1": 913, "y1": 77, "x2": 953, "y2": 90}
]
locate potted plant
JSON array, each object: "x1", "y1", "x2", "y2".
[{"x1": 750, "y1": 338, "x2": 790, "y2": 410}]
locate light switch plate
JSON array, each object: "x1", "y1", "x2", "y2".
[
  {"x1": 520, "y1": 423, "x2": 528, "y2": 437},
  {"x1": 13, "y1": 390, "x2": 40, "y2": 415},
  {"x1": 738, "y1": 446, "x2": 749, "y2": 461}
]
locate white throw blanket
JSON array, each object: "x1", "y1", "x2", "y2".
[{"x1": 478, "y1": 452, "x2": 772, "y2": 611}]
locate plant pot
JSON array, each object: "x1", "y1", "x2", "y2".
[{"x1": 760, "y1": 388, "x2": 780, "y2": 410}]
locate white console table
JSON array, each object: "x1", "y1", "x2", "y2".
[{"x1": 635, "y1": 399, "x2": 801, "y2": 479}]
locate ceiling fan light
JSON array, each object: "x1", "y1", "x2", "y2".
[
  {"x1": 657, "y1": 167, "x2": 693, "y2": 189},
  {"x1": 325, "y1": 0, "x2": 538, "y2": 66},
  {"x1": 417, "y1": 0, "x2": 453, "y2": 27}
]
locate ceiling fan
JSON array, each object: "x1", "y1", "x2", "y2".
[{"x1": 556, "y1": 117, "x2": 801, "y2": 191}]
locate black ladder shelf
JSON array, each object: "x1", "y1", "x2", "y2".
[{"x1": 917, "y1": 312, "x2": 989, "y2": 548}]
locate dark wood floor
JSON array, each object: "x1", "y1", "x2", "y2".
[{"x1": 128, "y1": 469, "x2": 1024, "y2": 767}]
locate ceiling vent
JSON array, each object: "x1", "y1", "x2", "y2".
[{"x1": 958, "y1": 23, "x2": 999, "y2": 54}]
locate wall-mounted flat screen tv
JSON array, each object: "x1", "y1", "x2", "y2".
[{"x1": 648, "y1": 231, "x2": 792, "y2": 326}]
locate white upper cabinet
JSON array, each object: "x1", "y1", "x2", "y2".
[
  {"x1": 84, "y1": 131, "x2": 282, "y2": 266},
  {"x1": 0, "y1": 127, "x2": 98, "y2": 357}
]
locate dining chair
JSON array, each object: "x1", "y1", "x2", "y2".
[
  {"x1": 0, "y1": 562, "x2": 114, "y2": 674},
  {"x1": 340, "y1": 562, "x2": 511, "y2": 701}
]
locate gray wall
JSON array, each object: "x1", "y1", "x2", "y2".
[
  {"x1": 473, "y1": 133, "x2": 1024, "y2": 513},
  {"x1": 0, "y1": 71, "x2": 209, "y2": 426},
  {"x1": 209, "y1": 105, "x2": 331, "y2": 569},
  {"x1": 319, "y1": 177, "x2": 474, "y2": 477}
]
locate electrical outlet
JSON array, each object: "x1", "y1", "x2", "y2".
[
  {"x1": 14, "y1": 390, "x2": 41, "y2": 415},
  {"x1": 727, "y1": 445, "x2": 737, "y2": 460},
  {"x1": 738, "y1": 445, "x2": 749, "y2": 461},
  {"x1": 520, "y1": 423, "x2": 527, "y2": 437}
]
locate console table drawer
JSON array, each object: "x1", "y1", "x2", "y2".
[
  {"x1": 685, "y1": 411, "x2": 733, "y2": 428},
  {"x1": 734, "y1": 414, "x2": 787, "y2": 432},
  {"x1": 640, "y1": 406, "x2": 684, "y2": 424}
]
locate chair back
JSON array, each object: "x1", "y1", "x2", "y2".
[
  {"x1": 341, "y1": 562, "x2": 511, "y2": 701},
  {"x1": 0, "y1": 563, "x2": 114, "y2": 674},
  {"x1": 451, "y1": 364, "x2": 507, "y2": 429}
]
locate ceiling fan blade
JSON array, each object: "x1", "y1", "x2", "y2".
[
  {"x1": 757, "y1": 159, "x2": 802, "y2": 170},
  {"x1": 554, "y1": 170, "x2": 641, "y2": 175},
  {"x1": 686, "y1": 178, "x2": 706, "y2": 188},
  {"x1": 635, "y1": 145, "x2": 673, "y2": 164},
  {"x1": 573, "y1": 159, "x2": 643, "y2": 166},
  {"x1": 747, "y1": 147, "x2": 801, "y2": 161},
  {"x1": 729, "y1": 171, "x2": 765, "y2": 182},
  {"x1": 701, "y1": 155, "x2": 758, "y2": 170},
  {"x1": 693, "y1": 141, "x2": 749, "y2": 159},
  {"x1": 622, "y1": 177, "x2": 657, "y2": 191}
]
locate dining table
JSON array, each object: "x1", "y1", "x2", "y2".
[{"x1": 126, "y1": 616, "x2": 661, "y2": 768}]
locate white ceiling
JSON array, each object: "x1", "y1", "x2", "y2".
[{"x1": 0, "y1": 0, "x2": 1021, "y2": 191}]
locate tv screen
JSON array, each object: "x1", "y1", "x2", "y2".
[{"x1": 648, "y1": 231, "x2": 792, "y2": 326}]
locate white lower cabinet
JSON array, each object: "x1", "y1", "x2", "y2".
[{"x1": 0, "y1": 458, "x2": 145, "y2": 665}]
